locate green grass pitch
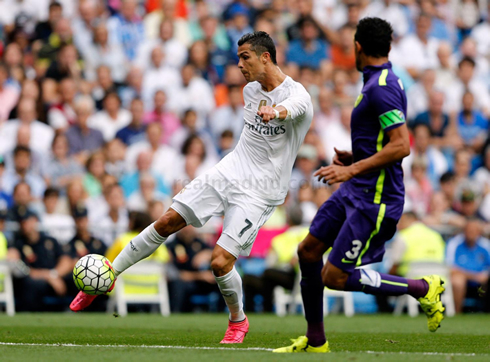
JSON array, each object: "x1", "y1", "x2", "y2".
[{"x1": 0, "y1": 313, "x2": 489, "y2": 361}]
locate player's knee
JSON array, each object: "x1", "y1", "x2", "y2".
[
  {"x1": 210, "y1": 255, "x2": 232, "y2": 277},
  {"x1": 322, "y1": 270, "x2": 347, "y2": 290},
  {"x1": 297, "y1": 241, "x2": 318, "y2": 263},
  {"x1": 154, "y1": 210, "x2": 186, "y2": 237}
]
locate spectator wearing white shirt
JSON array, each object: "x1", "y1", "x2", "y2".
[
  {"x1": 119, "y1": 66, "x2": 144, "y2": 109},
  {"x1": 407, "y1": 69, "x2": 437, "y2": 121},
  {"x1": 41, "y1": 187, "x2": 75, "y2": 245},
  {"x1": 125, "y1": 122, "x2": 179, "y2": 185},
  {"x1": 89, "y1": 91, "x2": 131, "y2": 142},
  {"x1": 313, "y1": 87, "x2": 340, "y2": 132},
  {"x1": 141, "y1": 46, "x2": 181, "y2": 111},
  {"x1": 127, "y1": 172, "x2": 171, "y2": 213},
  {"x1": 90, "y1": 184, "x2": 129, "y2": 247},
  {"x1": 363, "y1": 0, "x2": 409, "y2": 38},
  {"x1": 169, "y1": 64, "x2": 215, "y2": 125},
  {"x1": 81, "y1": 22, "x2": 128, "y2": 83},
  {"x1": 0, "y1": 98, "x2": 54, "y2": 155},
  {"x1": 209, "y1": 84, "x2": 244, "y2": 145},
  {"x1": 435, "y1": 42, "x2": 457, "y2": 91},
  {"x1": 136, "y1": 18, "x2": 188, "y2": 70},
  {"x1": 320, "y1": 104, "x2": 352, "y2": 163},
  {"x1": 398, "y1": 13, "x2": 440, "y2": 79},
  {"x1": 445, "y1": 57, "x2": 490, "y2": 117},
  {"x1": 456, "y1": 37, "x2": 490, "y2": 87},
  {"x1": 72, "y1": 0, "x2": 99, "y2": 62},
  {"x1": 470, "y1": 5, "x2": 490, "y2": 57},
  {"x1": 47, "y1": 77, "x2": 77, "y2": 132}
]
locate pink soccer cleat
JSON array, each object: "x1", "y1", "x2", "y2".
[
  {"x1": 220, "y1": 316, "x2": 249, "y2": 344},
  {"x1": 70, "y1": 279, "x2": 116, "y2": 312},
  {"x1": 70, "y1": 291, "x2": 98, "y2": 312}
]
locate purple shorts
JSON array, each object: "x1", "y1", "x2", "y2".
[{"x1": 309, "y1": 186, "x2": 403, "y2": 273}]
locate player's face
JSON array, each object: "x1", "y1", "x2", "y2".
[{"x1": 237, "y1": 43, "x2": 266, "y2": 82}]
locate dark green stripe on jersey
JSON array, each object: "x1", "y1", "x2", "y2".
[{"x1": 378, "y1": 109, "x2": 405, "y2": 130}]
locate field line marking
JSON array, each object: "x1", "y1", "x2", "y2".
[{"x1": 0, "y1": 342, "x2": 485, "y2": 356}]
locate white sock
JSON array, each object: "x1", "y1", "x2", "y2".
[
  {"x1": 215, "y1": 267, "x2": 246, "y2": 322},
  {"x1": 112, "y1": 223, "x2": 167, "y2": 276}
]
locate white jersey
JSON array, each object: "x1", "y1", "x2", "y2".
[{"x1": 215, "y1": 76, "x2": 313, "y2": 205}]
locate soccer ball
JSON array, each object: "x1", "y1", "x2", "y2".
[{"x1": 73, "y1": 254, "x2": 116, "y2": 295}]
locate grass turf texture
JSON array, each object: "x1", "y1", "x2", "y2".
[{"x1": 0, "y1": 313, "x2": 489, "y2": 361}]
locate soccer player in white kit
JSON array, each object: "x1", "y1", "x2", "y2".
[{"x1": 70, "y1": 31, "x2": 314, "y2": 344}]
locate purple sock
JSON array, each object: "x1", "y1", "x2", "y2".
[
  {"x1": 300, "y1": 259, "x2": 326, "y2": 347},
  {"x1": 407, "y1": 279, "x2": 429, "y2": 299},
  {"x1": 344, "y1": 269, "x2": 427, "y2": 298}
]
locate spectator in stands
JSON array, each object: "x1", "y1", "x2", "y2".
[
  {"x1": 405, "y1": 124, "x2": 448, "y2": 189},
  {"x1": 41, "y1": 188, "x2": 75, "y2": 246},
  {"x1": 407, "y1": 69, "x2": 437, "y2": 120},
  {"x1": 45, "y1": 134, "x2": 84, "y2": 191},
  {"x1": 209, "y1": 84, "x2": 244, "y2": 145},
  {"x1": 115, "y1": 98, "x2": 147, "y2": 146},
  {"x1": 0, "y1": 62, "x2": 20, "y2": 123},
  {"x1": 446, "y1": 57, "x2": 490, "y2": 117},
  {"x1": 458, "y1": 189, "x2": 486, "y2": 221},
  {"x1": 81, "y1": 22, "x2": 128, "y2": 84},
  {"x1": 330, "y1": 25, "x2": 356, "y2": 73},
  {"x1": 119, "y1": 66, "x2": 145, "y2": 109},
  {"x1": 412, "y1": 91, "x2": 450, "y2": 145},
  {"x1": 457, "y1": 92, "x2": 488, "y2": 157},
  {"x1": 0, "y1": 98, "x2": 54, "y2": 155},
  {"x1": 33, "y1": 2, "x2": 63, "y2": 42},
  {"x1": 398, "y1": 13, "x2": 440, "y2": 79},
  {"x1": 447, "y1": 218, "x2": 490, "y2": 313},
  {"x1": 6, "y1": 182, "x2": 41, "y2": 222},
  {"x1": 65, "y1": 96, "x2": 105, "y2": 163},
  {"x1": 423, "y1": 191, "x2": 466, "y2": 236},
  {"x1": 2, "y1": 146, "x2": 46, "y2": 199},
  {"x1": 388, "y1": 211, "x2": 446, "y2": 277},
  {"x1": 166, "y1": 225, "x2": 218, "y2": 312},
  {"x1": 127, "y1": 172, "x2": 170, "y2": 213},
  {"x1": 89, "y1": 92, "x2": 131, "y2": 142},
  {"x1": 104, "y1": 139, "x2": 127, "y2": 180},
  {"x1": 107, "y1": 0, "x2": 145, "y2": 62},
  {"x1": 286, "y1": 16, "x2": 330, "y2": 70},
  {"x1": 188, "y1": 40, "x2": 220, "y2": 85},
  {"x1": 3, "y1": 124, "x2": 46, "y2": 176},
  {"x1": 44, "y1": 44, "x2": 82, "y2": 82},
  {"x1": 46, "y1": 77, "x2": 78, "y2": 132},
  {"x1": 244, "y1": 206, "x2": 307, "y2": 312},
  {"x1": 82, "y1": 152, "x2": 106, "y2": 198},
  {"x1": 136, "y1": 18, "x2": 187, "y2": 71},
  {"x1": 67, "y1": 203, "x2": 106, "y2": 260},
  {"x1": 7, "y1": 209, "x2": 73, "y2": 311},
  {"x1": 405, "y1": 156, "x2": 433, "y2": 218},
  {"x1": 92, "y1": 65, "x2": 118, "y2": 110},
  {"x1": 141, "y1": 46, "x2": 181, "y2": 110},
  {"x1": 226, "y1": 2, "x2": 253, "y2": 60},
  {"x1": 91, "y1": 184, "x2": 129, "y2": 247},
  {"x1": 143, "y1": 90, "x2": 181, "y2": 145}
]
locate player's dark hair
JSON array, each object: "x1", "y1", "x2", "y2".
[
  {"x1": 458, "y1": 56, "x2": 476, "y2": 69},
  {"x1": 238, "y1": 31, "x2": 277, "y2": 64},
  {"x1": 354, "y1": 17, "x2": 393, "y2": 58}
]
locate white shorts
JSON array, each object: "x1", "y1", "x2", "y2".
[{"x1": 171, "y1": 167, "x2": 276, "y2": 258}]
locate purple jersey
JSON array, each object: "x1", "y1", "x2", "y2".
[{"x1": 343, "y1": 62, "x2": 407, "y2": 205}]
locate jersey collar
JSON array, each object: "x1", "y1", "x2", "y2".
[{"x1": 362, "y1": 62, "x2": 392, "y2": 82}]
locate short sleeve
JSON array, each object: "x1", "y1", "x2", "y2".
[{"x1": 370, "y1": 80, "x2": 407, "y2": 132}]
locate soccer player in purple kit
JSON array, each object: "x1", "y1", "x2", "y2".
[{"x1": 274, "y1": 17, "x2": 445, "y2": 353}]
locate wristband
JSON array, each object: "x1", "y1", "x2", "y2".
[{"x1": 273, "y1": 108, "x2": 280, "y2": 119}]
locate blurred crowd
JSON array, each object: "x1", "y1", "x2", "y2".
[{"x1": 0, "y1": 0, "x2": 490, "y2": 313}]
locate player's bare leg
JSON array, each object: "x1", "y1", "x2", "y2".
[
  {"x1": 70, "y1": 209, "x2": 186, "y2": 312},
  {"x1": 212, "y1": 242, "x2": 249, "y2": 344}
]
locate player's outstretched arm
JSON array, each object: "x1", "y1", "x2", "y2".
[
  {"x1": 257, "y1": 105, "x2": 288, "y2": 123},
  {"x1": 315, "y1": 124, "x2": 410, "y2": 185}
]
